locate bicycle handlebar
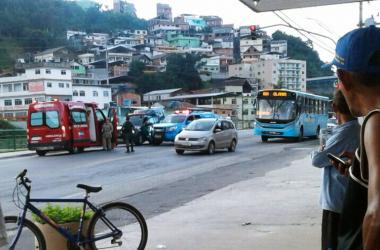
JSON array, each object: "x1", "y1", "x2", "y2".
[
  {"x1": 15, "y1": 169, "x2": 31, "y2": 191},
  {"x1": 16, "y1": 169, "x2": 27, "y2": 180}
]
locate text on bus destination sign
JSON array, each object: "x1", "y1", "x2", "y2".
[{"x1": 262, "y1": 91, "x2": 288, "y2": 97}]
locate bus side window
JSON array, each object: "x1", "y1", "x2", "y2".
[{"x1": 297, "y1": 97, "x2": 303, "y2": 113}]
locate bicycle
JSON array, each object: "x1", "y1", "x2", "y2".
[{"x1": 4, "y1": 169, "x2": 148, "y2": 250}]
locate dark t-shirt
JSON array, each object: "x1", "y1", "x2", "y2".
[
  {"x1": 338, "y1": 109, "x2": 380, "y2": 250},
  {"x1": 122, "y1": 121, "x2": 134, "y2": 135}
]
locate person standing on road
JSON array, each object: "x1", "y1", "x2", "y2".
[
  {"x1": 101, "y1": 118, "x2": 113, "y2": 151},
  {"x1": 311, "y1": 90, "x2": 360, "y2": 250},
  {"x1": 122, "y1": 115, "x2": 135, "y2": 153},
  {"x1": 327, "y1": 26, "x2": 380, "y2": 250}
]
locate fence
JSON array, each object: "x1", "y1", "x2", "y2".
[{"x1": 0, "y1": 129, "x2": 27, "y2": 153}]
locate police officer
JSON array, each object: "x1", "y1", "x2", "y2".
[{"x1": 122, "y1": 115, "x2": 135, "y2": 153}]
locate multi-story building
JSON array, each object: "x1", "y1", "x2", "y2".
[
  {"x1": 34, "y1": 47, "x2": 74, "y2": 63},
  {"x1": 175, "y1": 15, "x2": 206, "y2": 31},
  {"x1": 229, "y1": 59, "x2": 306, "y2": 91},
  {"x1": 167, "y1": 33, "x2": 201, "y2": 48},
  {"x1": 113, "y1": 0, "x2": 136, "y2": 15},
  {"x1": 0, "y1": 63, "x2": 72, "y2": 119},
  {"x1": 157, "y1": 3, "x2": 172, "y2": 21},
  {"x1": 201, "y1": 16, "x2": 223, "y2": 28},
  {"x1": 271, "y1": 40, "x2": 288, "y2": 58},
  {"x1": 72, "y1": 84, "x2": 111, "y2": 109}
]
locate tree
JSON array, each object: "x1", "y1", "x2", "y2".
[{"x1": 129, "y1": 60, "x2": 145, "y2": 78}]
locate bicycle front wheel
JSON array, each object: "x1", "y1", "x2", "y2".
[
  {"x1": 4, "y1": 216, "x2": 46, "y2": 250},
  {"x1": 88, "y1": 202, "x2": 148, "y2": 250}
]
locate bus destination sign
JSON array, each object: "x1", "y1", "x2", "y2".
[{"x1": 261, "y1": 91, "x2": 289, "y2": 97}]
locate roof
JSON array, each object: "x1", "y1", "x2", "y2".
[
  {"x1": 239, "y1": 0, "x2": 362, "y2": 12},
  {"x1": 35, "y1": 47, "x2": 66, "y2": 56},
  {"x1": 144, "y1": 88, "x2": 182, "y2": 95},
  {"x1": 165, "y1": 92, "x2": 238, "y2": 100}
]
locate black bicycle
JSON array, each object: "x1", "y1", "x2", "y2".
[{"x1": 4, "y1": 169, "x2": 148, "y2": 250}]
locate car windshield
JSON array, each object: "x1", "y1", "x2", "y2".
[
  {"x1": 257, "y1": 99, "x2": 297, "y2": 121},
  {"x1": 185, "y1": 120, "x2": 215, "y2": 131},
  {"x1": 163, "y1": 114, "x2": 186, "y2": 124},
  {"x1": 129, "y1": 116, "x2": 143, "y2": 126}
]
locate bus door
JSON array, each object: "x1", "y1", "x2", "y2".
[{"x1": 304, "y1": 98, "x2": 315, "y2": 136}]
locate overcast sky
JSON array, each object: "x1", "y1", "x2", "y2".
[{"x1": 97, "y1": 0, "x2": 380, "y2": 62}]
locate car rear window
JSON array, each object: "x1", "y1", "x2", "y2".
[
  {"x1": 30, "y1": 110, "x2": 59, "y2": 128},
  {"x1": 30, "y1": 112, "x2": 43, "y2": 126}
]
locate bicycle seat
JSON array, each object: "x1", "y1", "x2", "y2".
[{"x1": 77, "y1": 184, "x2": 102, "y2": 193}]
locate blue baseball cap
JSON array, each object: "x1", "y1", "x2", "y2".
[{"x1": 329, "y1": 25, "x2": 380, "y2": 73}]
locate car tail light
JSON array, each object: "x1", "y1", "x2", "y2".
[{"x1": 61, "y1": 125, "x2": 66, "y2": 137}]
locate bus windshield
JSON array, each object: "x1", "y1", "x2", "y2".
[{"x1": 257, "y1": 99, "x2": 297, "y2": 121}]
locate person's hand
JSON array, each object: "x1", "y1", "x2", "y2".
[
  {"x1": 319, "y1": 144, "x2": 325, "y2": 151},
  {"x1": 330, "y1": 151, "x2": 355, "y2": 176}
]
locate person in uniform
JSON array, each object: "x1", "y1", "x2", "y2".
[{"x1": 122, "y1": 115, "x2": 135, "y2": 153}]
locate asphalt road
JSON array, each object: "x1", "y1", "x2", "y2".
[{"x1": 0, "y1": 130, "x2": 319, "y2": 218}]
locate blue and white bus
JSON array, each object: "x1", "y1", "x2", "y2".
[{"x1": 254, "y1": 90, "x2": 329, "y2": 142}]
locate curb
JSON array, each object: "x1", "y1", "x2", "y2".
[{"x1": 0, "y1": 152, "x2": 35, "y2": 160}]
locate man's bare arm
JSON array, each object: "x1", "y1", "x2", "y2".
[{"x1": 363, "y1": 113, "x2": 380, "y2": 249}]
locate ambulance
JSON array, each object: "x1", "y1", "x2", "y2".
[{"x1": 27, "y1": 100, "x2": 117, "y2": 156}]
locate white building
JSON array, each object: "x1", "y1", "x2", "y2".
[
  {"x1": 78, "y1": 53, "x2": 95, "y2": 65},
  {"x1": 271, "y1": 40, "x2": 288, "y2": 57},
  {"x1": 229, "y1": 59, "x2": 307, "y2": 91},
  {"x1": 0, "y1": 63, "x2": 72, "y2": 119},
  {"x1": 240, "y1": 38, "x2": 265, "y2": 54},
  {"x1": 72, "y1": 85, "x2": 111, "y2": 109},
  {"x1": 143, "y1": 88, "x2": 182, "y2": 103}
]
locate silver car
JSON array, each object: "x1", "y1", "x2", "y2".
[{"x1": 174, "y1": 118, "x2": 238, "y2": 155}]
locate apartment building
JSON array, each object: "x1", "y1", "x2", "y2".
[{"x1": 0, "y1": 63, "x2": 72, "y2": 119}]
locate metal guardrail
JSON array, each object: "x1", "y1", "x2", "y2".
[{"x1": 0, "y1": 129, "x2": 27, "y2": 153}]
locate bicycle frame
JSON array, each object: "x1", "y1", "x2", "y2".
[{"x1": 10, "y1": 191, "x2": 121, "y2": 250}]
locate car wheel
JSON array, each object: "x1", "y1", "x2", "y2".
[
  {"x1": 207, "y1": 141, "x2": 215, "y2": 155},
  {"x1": 69, "y1": 146, "x2": 79, "y2": 154},
  {"x1": 36, "y1": 150, "x2": 47, "y2": 156},
  {"x1": 153, "y1": 139, "x2": 162, "y2": 145},
  {"x1": 261, "y1": 136, "x2": 268, "y2": 142},
  {"x1": 228, "y1": 139, "x2": 237, "y2": 152},
  {"x1": 176, "y1": 149, "x2": 184, "y2": 155}
]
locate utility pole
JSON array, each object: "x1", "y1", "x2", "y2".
[
  {"x1": 105, "y1": 43, "x2": 110, "y2": 85},
  {"x1": 0, "y1": 203, "x2": 8, "y2": 249},
  {"x1": 359, "y1": 1, "x2": 364, "y2": 28}
]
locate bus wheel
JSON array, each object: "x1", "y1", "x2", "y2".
[
  {"x1": 36, "y1": 150, "x2": 47, "y2": 156},
  {"x1": 311, "y1": 126, "x2": 321, "y2": 140},
  {"x1": 78, "y1": 147, "x2": 85, "y2": 153},
  {"x1": 261, "y1": 136, "x2": 268, "y2": 142},
  {"x1": 297, "y1": 128, "x2": 304, "y2": 142}
]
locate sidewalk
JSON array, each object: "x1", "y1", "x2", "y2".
[
  {"x1": 145, "y1": 156, "x2": 321, "y2": 250},
  {"x1": 0, "y1": 150, "x2": 34, "y2": 159}
]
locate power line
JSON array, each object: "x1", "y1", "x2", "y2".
[
  {"x1": 278, "y1": 10, "x2": 335, "y2": 52},
  {"x1": 273, "y1": 11, "x2": 335, "y2": 56}
]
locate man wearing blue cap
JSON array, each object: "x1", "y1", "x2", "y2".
[{"x1": 329, "y1": 25, "x2": 380, "y2": 250}]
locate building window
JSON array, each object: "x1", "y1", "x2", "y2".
[
  {"x1": 3, "y1": 84, "x2": 12, "y2": 93},
  {"x1": 80, "y1": 90, "x2": 85, "y2": 96},
  {"x1": 61, "y1": 70, "x2": 66, "y2": 75},
  {"x1": 4, "y1": 100, "x2": 12, "y2": 106},
  {"x1": 103, "y1": 91, "x2": 109, "y2": 97},
  {"x1": 14, "y1": 83, "x2": 22, "y2": 92},
  {"x1": 23, "y1": 83, "x2": 29, "y2": 91},
  {"x1": 15, "y1": 99, "x2": 22, "y2": 105},
  {"x1": 66, "y1": 83, "x2": 70, "y2": 88},
  {"x1": 73, "y1": 90, "x2": 78, "y2": 96},
  {"x1": 58, "y1": 83, "x2": 64, "y2": 88},
  {"x1": 45, "y1": 69, "x2": 51, "y2": 74},
  {"x1": 4, "y1": 113, "x2": 13, "y2": 118},
  {"x1": 232, "y1": 98, "x2": 236, "y2": 105},
  {"x1": 15, "y1": 112, "x2": 27, "y2": 118},
  {"x1": 47, "y1": 82, "x2": 52, "y2": 88},
  {"x1": 35, "y1": 69, "x2": 40, "y2": 74},
  {"x1": 93, "y1": 91, "x2": 98, "y2": 97},
  {"x1": 25, "y1": 98, "x2": 33, "y2": 105}
]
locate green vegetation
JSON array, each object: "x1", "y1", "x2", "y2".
[
  {"x1": 0, "y1": 0, "x2": 147, "y2": 69},
  {"x1": 272, "y1": 31, "x2": 333, "y2": 77},
  {"x1": 32, "y1": 204, "x2": 94, "y2": 224},
  {"x1": 131, "y1": 54, "x2": 204, "y2": 93},
  {"x1": 0, "y1": 120, "x2": 15, "y2": 129},
  {"x1": 0, "y1": 121, "x2": 27, "y2": 152}
]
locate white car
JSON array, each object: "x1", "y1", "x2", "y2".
[
  {"x1": 174, "y1": 118, "x2": 238, "y2": 155},
  {"x1": 327, "y1": 117, "x2": 337, "y2": 129}
]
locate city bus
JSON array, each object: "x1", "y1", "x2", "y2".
[{"x1": 254, "y1": 89, "x2": 330, "y2": 142}]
